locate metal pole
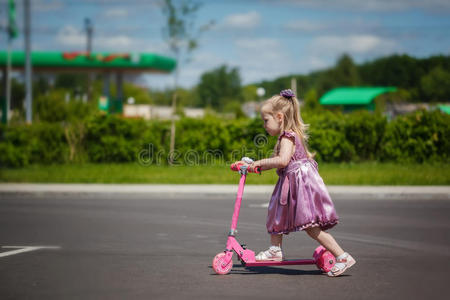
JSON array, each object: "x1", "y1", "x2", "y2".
[
  {"x1": 103, "y1": 72, "x2": 110, "y2": 102},
  {"x1": 116, "y1": 72, "x2": 123, "y2": 101},
  {"x1": 291, "y1": 77, "x2": 297, "y2": 96},
  {"x1": 24, "y1": 0, "x2": 32, "y2": 123},
  {"x1": 85, "y1": 18, "x2": 93, "y2": 102},
  {"x1": 169, "y1": 64, "x2": 179, "y2": 165},
  {"x1": 85, "y1": 18, "x2": 93, "y2": 53},
  {"x1": 116, "y1": 72, "x2": 123, "y2": 114},
  {"x1": 6, "y1": 38, "x2": 12, "y2": 124}
]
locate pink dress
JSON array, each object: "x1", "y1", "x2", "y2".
[{"x1": 266, "y1": 131, "x2": 339, "y2": 234}]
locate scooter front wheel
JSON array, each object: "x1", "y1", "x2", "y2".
[{"x1": 212, "y1": 252, "x2": 233, "y2": 275}]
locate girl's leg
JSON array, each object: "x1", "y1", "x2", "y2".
[
  {"x1": 270, "y1": 233, "x2": 283, "y2": 247},
  {"x1": 305, "y1": 227, "x2": 356, "y2": 276},
  {"x1": 305, "y1": 227, "x2": 344, "y2": 257}
]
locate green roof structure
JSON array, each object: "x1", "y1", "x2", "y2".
[
  {"x1": 0, "y1": 51, "x2": 176, "y2": 73},
  {"x1": 438, "y1": 105, "x2": 450, "y2": 114},
  {"x1": 319, "y1": 87, "x2": 397, "y2": 112},
  {"x1": 320, "y1": 87, "x2": 397, "y2": 106}
]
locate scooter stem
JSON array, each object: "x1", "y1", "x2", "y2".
[{"x1": 229, "y1": 173, "x2": 246, "y2": 235}]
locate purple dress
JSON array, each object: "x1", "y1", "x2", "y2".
[{"x1": 266, "y1": 131, "x2": 339, "y2": 234}]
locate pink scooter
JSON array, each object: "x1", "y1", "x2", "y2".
[{"x1": 212, "y1": 159, "x2": 336, "y2": 275}]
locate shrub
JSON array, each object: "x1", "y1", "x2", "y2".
[
  {"x1": 308, "y1": 128, "x2": 355, "y2": 162},
  {"x1": 84, "y1": 114, "x2": 148, "y2": 163},
  {"x1": 0, "y1": 123, "x2": 68, "y2": 167},
  {"x1": 344, "y1": 111, "x2": 387, "y2": 161},
  {"x1": 305, "y1": 111, "x2": 355, "y2": 162},
  {"x1": 33, "y1": 89, "x2": 94, "y2": 123},
  {"x1": 382, "y1": 109, "x2": 450, "y2": 162}
]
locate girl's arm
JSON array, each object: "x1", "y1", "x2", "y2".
[{"x1": 252, "y1": 137, "x2": 294, "y2": 171}]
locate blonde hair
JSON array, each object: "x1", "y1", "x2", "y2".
[{"x1": 263, "y1": 94, "x2": 314, "y2": 159}]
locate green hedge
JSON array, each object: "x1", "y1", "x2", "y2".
[
  {"x1": 0, "y1": 122, "x2": 68, "y2": 167},
  {"x1": 381, "y1": 110, "x2": 450, "y2": 162},
  {"x1": 1, "y1": 109, "x2": 449, "y2": 168}
]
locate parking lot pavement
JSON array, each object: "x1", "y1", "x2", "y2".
[{"x1": 1, "y1": 191, "x2": 449, "y2": 299}]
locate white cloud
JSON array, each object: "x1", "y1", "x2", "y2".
[
  {"x1": 284, "y1": 20, "x2": 326, "y2": 32},
  {"x1": 103, "y1": 8, "x2": 129, "y2": 18},
  {"x1": 280, "y1": 0, "x2": 450, "y2": 12},
  {"x1": 101, "y1": 36, "x2": 134, "y2": 49},
  {"x1": 56, "y1": 26, "x2": 85, "y2": 47},
  {"x1": 283, "y1": 18, "x2": 384, "y2": 35},
  {"x1": 234, "y1": 38, "x2": 298, "y2": 83},
  {"x1": 309, "y1": 34, "x2": 398, "y2": 56},
  {"x1": 297, "y1": 34, "x2": 401, "y2": 74},
  {"x1": 223, "y1": 11, "x2": 261, "y2": 29},
  {"x1": 34, "y1": 0, "x2": 64, "y2": 12},
  {"x1": 306, "y1": 56, "x2": 329, "y2": 70},
  {"x1": 179, "y1": 51, "x2": 228, "y2": 86},
  {"x1": 143, "y1": 51, "x2": 228, "y2": 89},
  {"x1": 235, "y1": 38, "x2": 284, "y2": 62},
  {"x1": 55, "y1": 25, "x2": 168, "y2": 53}
]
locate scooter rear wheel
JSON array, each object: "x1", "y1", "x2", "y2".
[
  {"x1": 313, "y1": 246, "x2": 336, "y2": 273},
  {"x1": 212, "y1": 252, "x2": 233, "y2": 275}
]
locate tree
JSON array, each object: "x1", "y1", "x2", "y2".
[
  {"x1": 420, "y1": 66, "x2": 450, "y2": 101},
  {"x1": 333, "y1": 54, "x2": 360, "y2": 86},
  {"x1": 123, "y1": 83, "x2": 152, "y2": 104},
  {"x1": 242, "y1": 85, "x2": 258, "y2": 102},
  {"x1": 55, "y1": 74, "x2": 87, "y2": 91},
  {"x1": 161, "y1": 0, "x2": 213, "y2": 164},
  {"x1": 358, "y1": 54, "x2": 423, "y2": 88},
  {"x1": 197, "y1": 65, "x2": 242, "y2": 110},
  {"x1": 316, "y1": 54, "x2": 360, "y2": 96},
  {"x1": 303, "y1": 88, "x2": 321, "y2": 112}
]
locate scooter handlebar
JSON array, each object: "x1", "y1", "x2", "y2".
[{"x1": 230, "y1": 162, "x2": 261, "y2": 174}]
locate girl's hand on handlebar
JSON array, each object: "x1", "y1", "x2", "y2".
[
  {"x1": 230, "y1": 161, "x2": 261, "y2": 174},
  {"x1": 250, "y1": 160, "x2": 261, "y2": 168},
  {"x1": 234, "y1": 160, "x2": 250, "y2": 167},
  {"x1": 249, "y1": 160, "x2": 262, "y2": 174}
]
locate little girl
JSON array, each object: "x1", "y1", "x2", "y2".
[{"x1": 242, "y1": 89, "x2": 356, "y2": 277}]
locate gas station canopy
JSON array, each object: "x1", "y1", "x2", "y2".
[{"x1": 0, "y1": 51, "x2": 176, "y2": 73}]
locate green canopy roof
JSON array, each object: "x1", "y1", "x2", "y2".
[
  {"x1": 320, "y1": 87, "x2": 397, "y2": 105},
  {"x1": 438, "y1": 105, "x2": 450, "y2": 114},
  {"x1": 0, "y1": 51, "x2": 176, "y2": 73}
]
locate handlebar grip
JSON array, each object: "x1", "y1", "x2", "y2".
[
  {"x1": 249, "y1": 165, "x2": 262, "y2": 174},
  {"x1": 230, "y1": 163, "x2": 241, "y2": 172},
  {"x1": 230, "y1": 163, "x2": 261, "y2": 174}
]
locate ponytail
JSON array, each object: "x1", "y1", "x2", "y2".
[{"x1": 264, "y1": 90, "x2": 315, "y2": 159}]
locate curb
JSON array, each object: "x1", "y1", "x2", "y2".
[{"x1": 0, "y1": 184, "x2": 449, "y2": 200}]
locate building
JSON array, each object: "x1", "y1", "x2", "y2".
[{"x1": 123, "y1": 104, "x2": 204, "y2": 120}]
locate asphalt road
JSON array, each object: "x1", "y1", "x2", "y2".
[{"x1": 0, "y1": 192, "x2": 449, "y2": 300}]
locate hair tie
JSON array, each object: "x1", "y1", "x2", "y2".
[{"x1": 280, "y1": 89, "x2": 295, "y2": 100}]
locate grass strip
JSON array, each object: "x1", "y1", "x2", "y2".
[{"x1": 1, "y1": 162, "x2": 449, "y2": 185}]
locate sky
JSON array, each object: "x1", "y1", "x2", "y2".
[{"x1": 1, "y1": 0, "x2": 450, "y2": 90}]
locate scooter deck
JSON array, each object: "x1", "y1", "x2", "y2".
[{"x1": 244, "y1": 258, "x2": 315, "y2": 267}]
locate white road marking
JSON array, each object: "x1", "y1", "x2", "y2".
[{"x1": 0, "y1": 246, "x2": 61, "y2": 258}]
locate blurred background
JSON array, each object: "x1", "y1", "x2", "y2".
[{"x1": 0, "y1": 0, "x2": 449, "y2": 184}]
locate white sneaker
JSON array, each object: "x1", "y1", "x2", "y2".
[
  {"x1": 327, "y1": 252, "x2": 356, "y2": 277},
  {"x1": 255, "y1": 246, "x2": 283, "y2": 261}
]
